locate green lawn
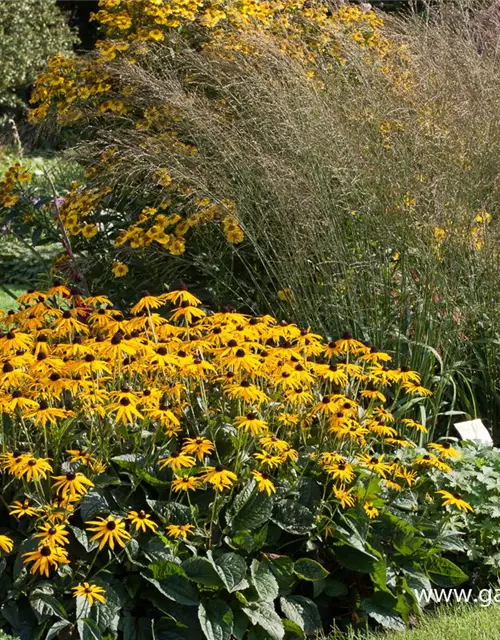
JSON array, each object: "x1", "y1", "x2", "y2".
[
  {"x1": 0, "y1": 284, "x2": 24, "y2": 311},
  {"x1": 327, "y1": 605, "x2": 500, "y2": 640}
]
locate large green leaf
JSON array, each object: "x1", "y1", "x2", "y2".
[
  {"x1": 267, "y1": 556, "x2": 296, "y2": 591},
  {"x1": 250, "y1": 559, "x2": 279, "y2": 602},
  {"x1": 183, "y1": 557, "x2": 223, "y2": 586},
  {"x1": 142, "y1": 573, "x2": 199, "y2": 606},
  {"x1": 335, "y1": 546, "x2": 376, "y2": 573},
  {"x1": 426, "y1": 557, "x2": 469, "y2": 587},
  {"x1": 271, "y1": 500, "x2": 314, "y2": 535},
  {"x1": 361, "y1": 597, "x2": 405, "y2": 632},
  {"x1": 233, "y1": 490, "x2": 273, "y2": 530},
  {"x1": 242, "y1": 604, "x2": 284, "y2": 640},
  {"x1": 279, "y1": 596, "x2": 322, "y2": 635},
  {"x1": 293, "y1": 559, "x2": 329, "y2": 582},
  {"x1": 207, "y1": 551, "x2": 248, "y2": 593},
  {"x1": 198, "y1": 599, "x2": 233, "y2": 640},
  {"x1": 149, "y1": 559, "x2": 186, "y2": 580}
]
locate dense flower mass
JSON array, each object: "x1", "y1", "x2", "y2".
[{"x1": 0, "y1": 285, "x2": 473, "y2": 634}]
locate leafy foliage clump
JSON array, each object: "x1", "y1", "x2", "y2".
[
  {"x1": 0, "y1": 286, "x2": 475, "y2": 639},
  {"x1": 0, "y1": 0, "x2": 77, "y2": 122}
]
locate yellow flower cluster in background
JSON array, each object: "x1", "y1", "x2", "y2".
[{"x1": 0, "y1": 284, "x2": 471, "y2": 584}]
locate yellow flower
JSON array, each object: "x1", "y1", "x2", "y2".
[
  {"x1": 127, "y1": 510, "x2": 158, "y2": 533},
  {"x1": 252, "y1": 471, "x2": 276, "y2": 496},
  {"x1": 436, "y1": 490, "x2": 473, "y2": 513},
  {"x1": 52, "y1": 472, "x2": 95, "y2": 500},
  {"x1": 23, "y1": 545, "x2": 69, "y2": 577},
  {"x1": 73, "y1": 583, "x2": 106, "y2": 606},
  {"x1": 171, "y1": 475, "x2": 203, "y2": 493},
  {"x1": 9, "y1": 499, "x2": 41, "y2": 518},
  {"x1": 166, "y1": 524, "x2": 195, "y2": 540},
  {"x1": 363, "y1": 501, "x2": 379, "y2": 519},
  {"x1": 0, "y1": 535, "x2": 14, "y2": 554},
  {"x1": 158, "y1": 451, "x2": 196, "y2": 472},
  {"x1": 112, "y1": 262, "x2": 129, "y2": 278},
  {"x1": 34, "y1": 522, "x2": 70, "y2": 548},
  {"x1": 181, "y1": 437, "x2": 215, "y2": 461},
  {"x1": 202, "y1": 466, "x2": 238, "y2": 491},
  {"x1": 82, "y1": 224, "x2": 99, "y2": 239},
  {"x1": 86, "y1": 515, "x2": 131, "y2": 550}
]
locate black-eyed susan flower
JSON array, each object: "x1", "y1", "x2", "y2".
[
  {"x1": 428, "y1": 442, "x2": 461, "y2": 459},
  {"x1": 112, "y1": 262, "x2": 128, "y2": 278},
  {"x1": 72, "y1": 583, "x2": 106, "y2": 605},
  {"x1": 224, "y1": 381, "x2": 268, "y2": 404},
  {"x1": 202, "y1": 466, "x2": 237, "y2": 491},
  {"x1": 171, "y1": 475, "x2": 203, "y2": 493},
  {"x1": 161, "y1": 288, "x2": 202, "y2": 307},
  {"x1": 234, "y1": 413, "x2": 267, "y2": 436},
  {"x1": 86, "y1": 515, "x2": 131, "y2": 550},
  {"x1": 14, "y1": 456, "x2": 53, "y2": 482},
  {"x1": 436, "y1": 490, "x2": 473, "y2": 513},
  {"x1": 166, "y1": 524, "x2": 195, "y2": 540},
  {"x1": 333, "y1": 485, "x2": 356, "y2": 509},
  {"x1": 25, "y1": 401, "x2": 75, "y2": 428},
  {"x1": 253, "y1": 451, "x2": 283, "y2": 470},
  {"x1": 9, "y1": 498, "x2": 41, "y2": 518},
  {"x1": 127, "y1": 510, "x2": 158, "y2": 533},
  {"x1": 23, "y1": 545, "x2": 69, "y2": 577},
  {"x1": 107, "y1": 397, "x2": 144, "y2": 424},
  {"x1": 181, "y1": 437, "x2": 215, "y2": 461},
  {"x1": 0, "y1": 535, "x2": 14, "y2": 554},
  {"x1": 252, "y1": 471, "x2": 276, "y2": 496},
  {"x1": 52, "y1": 472, "x2": 95, "y2": 500},
  {"x1": 158, "y1": 451, "x2": 196, "y2": 472},
  {"x1": 359, "y1": 453, "x2": 392, "y2": 478},
  {"x1": 324, "y1": 461, "x2": 356, "y2": 483},
  {"x1": 34, "y1": 522, "x2": 70, "y2": 548},
  {"x1": 363, "y1": 501, "x2": 379, "y2": 519}
]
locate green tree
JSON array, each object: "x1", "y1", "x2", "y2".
[{"x1": 0, "y1": 0, "x2": 78, "y2": 122}]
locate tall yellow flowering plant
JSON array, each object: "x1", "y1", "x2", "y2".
[{"x1": 0, "y1": 285, "x2": 473, "y2": 638}]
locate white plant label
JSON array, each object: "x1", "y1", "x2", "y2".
[{"x1": 454, "y1": 419, "x2": 493, "y2": 445}]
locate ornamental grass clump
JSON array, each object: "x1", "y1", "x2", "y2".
[{"x1": 0, "y1": 285, "x2": 474, "y2": 638}]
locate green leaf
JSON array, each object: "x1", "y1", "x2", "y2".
[
  {"x1": 267, "y1": 556, "x2": 296, "y2": 591},
  {"x1": 78, "y1": 617, "x2": 102, "y2": 640},
  {"x1": 293, "y1": 559, "x2": 329, "y2": 582},
  {"x1": 232, "y1": 608, "x2": 249, "y2": 640},
  {"x1": 207, "y1": 551, "x2": 248, "y2": 593},
  {"x1": 271, "y1": 500, "x2": 314, "y2": 535},
  {"x1": 30, "y1": 589, "x2": 68, "y2": 621},
  {"x1": 71, "y1": 525, "x2": 98, "y2": 552},
  {"x1": 323, "y1": 578, "x2": 348, "y2": 597},
  {"x1": 282, "y1": 619, "x2": 305, "y2": 638},
  {"x1": 149, "y1": 560, "x2": 186, "y2": 580},
  {"x1": 361, "y1": 598, "x2": 405, "y2": 632},
  {"x1": 80, "y1": 489, "x2": 112, "y2": 520},
  {"x1": 182, "y1": 557, "x2": 223, "y2": 586},
  {"x1": 233, "y1": 490, "x2": 273, "y2": 530},
  {"x1": 142, "y1": 573, "x2": 199, "y2": 606},
  {"x1": 198, "y1": 599, "x2": 233, "y2": 640},
  {"x1": 250, "y1": 559, "x2": 279, "y2": 602},
  {"x1": 242, "y1": 604, "x2": 284, "y2": 640},
  {"x1": 46, "y1": 621, "x2": 71, "y2": 640},
  {"x1": 230, "y1": 526, "x2": 268, "y2": 553},
  {"x1": 335, "y1": 546, "x2": 376, "y2": 573},
  {"x1": 280, "y1": 596, "x2": 322, "y2": 635},
  {"x1": 121, "y1": 616, "x2": 154, "y2": 640},
  {"x1": 426, "y1": 557, "x2": 469, "y2": 587}
]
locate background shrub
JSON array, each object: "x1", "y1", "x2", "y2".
[{"x1": 0, "y1": 0, "x2": 77, "y2": 126}]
